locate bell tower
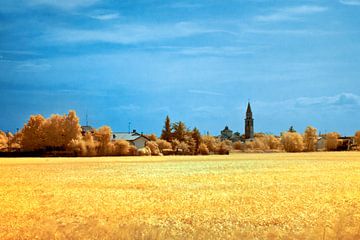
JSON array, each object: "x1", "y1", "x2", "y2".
[{"x1": 245, "y1": 102, "x2": 254, "y2": 139}]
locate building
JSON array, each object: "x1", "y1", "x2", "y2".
[
  {"x1": 220, "y1": 126, "x2": 242, "y2": 142},
  {"x1": 245, "y1": 102, "x2": 254, "y2": 139},
  {"x1": 219, "y1": 102, "x2": 254, "y2": 142},
  {"x1": 111, "y1": 130, "x2": 149, "y2": 149},
  {"x1": 81, "y1": 125, "x2": 95, "y2": 136}
]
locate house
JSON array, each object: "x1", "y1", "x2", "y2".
[
  {"x1": 316, "y1": 136, "x2": 326, "y2": 151},
  {"x1": 111, "y1": 130, "x2": 149, "y2": 149},
  {"x1": 338, "y1": 136, "x2": 356, "y2": 151},
  {"x1": 81, "y1": 125, "x2": 95, "y2": 136},
  {"x1": 220, "y1": 126, "x2": 242, "y2": 142}
]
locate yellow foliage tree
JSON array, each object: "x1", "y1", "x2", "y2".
[
  {"x1": 304, "y1": 126, "x2": 318, "y2": 152},
  {"x1": 156, "y1": 139, "x2": 172, "y2": 152},
  {"x1": 281, "y1": 132, "x2": 304, "y2": 152},
  {"x1": 21, "y1": 114, "x2": 46, "y2": 151},
  {"x1": 355, "y1": 131, "x2": 360, "y2": 150},
  {"x1": 113, "y1": 140, "x2": 130, "y2": 156},
  {"x1": 95, "y1": 126, "x2": 113, "y2": 156},
  {"x1": 326, "y1": 132, "x2": 340, "y2": 151},
  {"x1": 146, "y1": 141, "x2": 160, "y2": 155},
  {"x1": 0, "y1": 131, "x2": 8, "y2": 151}
]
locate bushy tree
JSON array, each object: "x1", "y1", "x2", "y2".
[
  {"x1": 113, "y1": 140, "x2": 130, "y2": 156},
  {"x1": 198, "y1": 143, "x2": 209, "y2": 155},
  {"x1": 160, "y1": 115, "x2": 172, "y2": 142},
  {"x1": 146, "y1": 134, "x2": 157, "y2": 141},
  {"x1": 21, "y1": 111, "x2": 82, "y2": 152},
  {"x1": 304, "y1": 126, "x2": 318, "y2": 152},
  {"x1": 95, "y1": 126, "x2": 113, "y2": 156},
  {"x1": 326, "y1": 132, "x2": 340, "y2": 151},
  {"x1": 217, "y1": 141, "x2": 231, "y2": 155},
  {"x1": 146, "y1": 141, "x2": 160, "y2": 155},
  {"x1": 21, "y1": 114, "x2": 46, "y2": 151},
  {"x1": 201, "y1": 135, "x2": 218, "y2": 153},
  {"x1": 281, "y1": 132, "x2": 304, "y2": 152},
  {"x1": 354, "y1": 131, "x2": 360, "y2": 150},
  {"x1": 233, "y1": 141, "x2": 243, "y2": 150},
  {"x1": 0, "y1": 131, "x2": 8, "y2": 151},
  {"x1": 156, "y1": 139, "x2": 172, "y2": 152}
]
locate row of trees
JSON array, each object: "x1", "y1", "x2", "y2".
[
  {"x1": 0, "y1": 111, "x2": 140, "y2": 156},
  {"x1": 232, "y1": 127, "x2": 360, "y2": 153},
  {"x1": 143, "y1": 116, "x2": 231, "y2": 155},
  {"x1": 1, "y1": 111, "x2": 360, "y2": 155}
]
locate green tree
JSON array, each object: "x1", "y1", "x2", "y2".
[{"x1": 160, "y1": 115, "x2": 172, "y2": 142}]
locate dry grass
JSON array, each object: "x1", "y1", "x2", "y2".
[{"x1": 1, "y1": 152, "x2": 360, "y2": 239}]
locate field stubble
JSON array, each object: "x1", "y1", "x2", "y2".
[{"x1": 1, "y1": 152, "x2": 360, "y2": 239}]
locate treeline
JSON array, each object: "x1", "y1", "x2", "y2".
[
  {"x1": 0, "y1": 111, "x2": 360, "y2": 156},
  {"x1": 0, "y1": 111, "x2": 138, "y2": 156},
  {"x1": 232, "y1": 127, "x2": 360, "y2": 153},
  {"x1": 144, "y1": 116, "x2": 232, "y2": 155}
]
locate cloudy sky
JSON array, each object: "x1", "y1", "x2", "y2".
[{"x1": 1, "y1": 0, "x2": 359, "y2": 136}]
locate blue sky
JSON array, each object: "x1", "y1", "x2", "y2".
[{"x1": 1, "y1": 0, "x2": 359, "y2": 136}]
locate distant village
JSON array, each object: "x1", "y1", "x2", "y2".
[{"x1": 0, "y1": 102, "x2": 359, "y2": 156}]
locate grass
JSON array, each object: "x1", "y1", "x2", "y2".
[{"x1": 1, "y1": 152, "x2": 360, "y2": 239}]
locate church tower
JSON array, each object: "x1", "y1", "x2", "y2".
[{"x1": 245, "y1": 102, "x2": 254, "y2": 139}]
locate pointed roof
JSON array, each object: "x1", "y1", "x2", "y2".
[{"x1": 246, "y1": 102, "x2": 252, "y2": 113}]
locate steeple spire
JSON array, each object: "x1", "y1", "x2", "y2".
[
  {"x1": 246, "y1": 102, "x2": 252, "y2": 118},
  {"x1": 245, "y1": 101, "x2": 254, "y2": 139}
]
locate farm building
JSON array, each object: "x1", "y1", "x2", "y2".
[{"x1": 111, "y1": 130, "x2": 149, "y2": 149}]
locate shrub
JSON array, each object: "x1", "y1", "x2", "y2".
[
  {"x1": 137, "y1": 147, "x2": 151, "y2": 156},
  {"x1": 198, "y1": 143, "x2": 209, "y2": 155},
  {"x1": 156, "y1": 139, "x2": 172, "y2": 152},
  {"x1": 217, "y1": 142, "x2": 231, "y2": 155},
  {"x1": 113, "y1": 140, "x2": 131, "y2": 156},
  {"x1": 146, "y1": 141, "x2": 160, "y2": 156}
]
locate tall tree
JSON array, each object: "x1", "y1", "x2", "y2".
[
  {"x1": 160, "y1": 115, "x2": 172, "y2": 142},
  {"x1": 172, "y1": 121, "x2": 187, "y2": 142},
  {"x1": 192, "y1": 127, "x2": 201, "y2": 154},
  {"x1": 304, "y1": 126, "x2": 318, "y2": 152},
  {"x1": 96, "y1": 126, "x2": 113, "y2": 155}
]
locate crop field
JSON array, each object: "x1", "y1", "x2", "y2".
[{"x1": 1, "y1": 152, "x2": 360, "y2": 239}]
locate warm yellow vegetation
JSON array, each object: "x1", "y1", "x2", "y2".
[{"x1": 1, "y1": 152, "x2": 360, "y2": 239}]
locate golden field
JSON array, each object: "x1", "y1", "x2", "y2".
[{"x1": 1, "y1": 152, "x2": 360, "y2": 239}]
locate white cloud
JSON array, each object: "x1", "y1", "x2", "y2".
[
  {"x1": 295, "y1": 93, "x2": 360, "y2": 107},
  {"x1": 175, "y1": 46, "x2": 252, "y2": 56},
  {"x1": 28, "y1": 0, "x2": 99, "y2": 10},
  {"x1": 257, "y1": 93, "x2": 360, "y2": 110},
  {"x1": 245, "y1": 28, "x2": 335, "y2": 35},
  {"x1": 43, "y1": 22, "x2": 222, "y2": 45},
  {"x1": 339, "y1": 0, "x2": 360, "y2": 5},
  {"x1": 188, "y1": 89, "x2": 223, "y2": 96},
  {"x1": 255, "y1": 5, "x2": 328, "y2": 22},
  {"x1": 16, "y1": 62, "x2": 51, "y2": 72},
  {"x1": 90, "y1": 13, "x2": 119, "y2": 20}
]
